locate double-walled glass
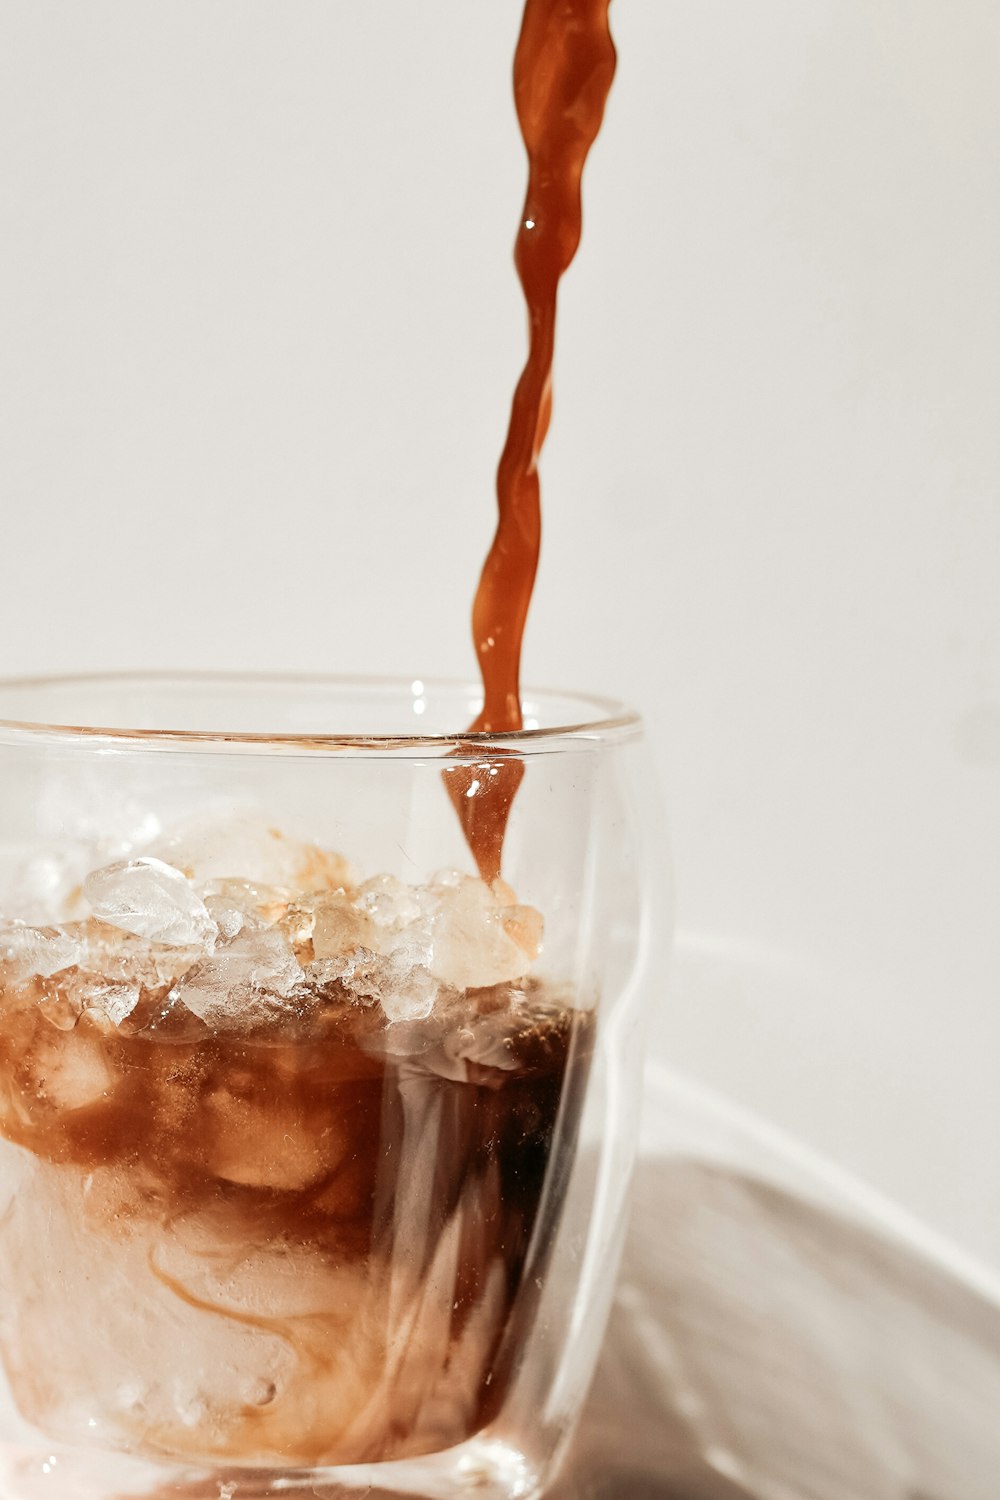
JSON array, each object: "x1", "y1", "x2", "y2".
[{"x1": 0, "y1": 675, "x2": 665, "y2": 1500}]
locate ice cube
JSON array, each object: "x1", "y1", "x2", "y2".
[
  {"x1": 81, "y1": 981, "x2": 143, "y2": 1029},
  {"x1": 312, "y1": 892, "x2": 375, "y2": 961},
  {"x1": 319, "y1": 947, "x2": 383, "y2": 997},
  {"x1": 354, "y1": 874, "x2": 422, "y2": 930},
  {"x1": 276, "y1": 900, "x2": 316, "y2": 961},
  {"x1": 30, "y1": 1025, "x2": 117, "y2": 1112},
  {"x1": 203, "y1": 896, "x2": 253, "y2": 944},
  {"x1": 36, "y1": 987, "x2": 87, "y2": 1033},
  {"x1": 84, "y1": 858, "x2": 217, "y2": 950},
  {"x1": 379, "y1": 955, "x2": 439, "y2": 1023},
  {"x1": 313, "y1": 870, "x2": 541, "y2": 1014},
  {"x1": 384, "y1": 915, "x2": 435, "y2": 973},
  {"x1": 201, "y1": 879, "x2": 290, "y2": 941},
  {"x1": 34, "y1": 920, "x2": 194, "y2": 1032},
  {"x1": 321, "y1": 943, "x2": 439, "y2": 1024},
  {"x1": 501, "y1": 900, "x2": 544, "y2": 960},
  {"x1": 429, "y1": 877, "x2": 540, "y2": 991},
  {"x1": 205, "y1": 1091, "x2": 338, "y2": 1192},
  {"x1": 68, "y1": 917, "x2": 199, "y2": 990},
  {"x1": 0, "y1": 922, "x2": 82, "y2": 984},
  {"x1": 172, "y1": 928, "x2": 303, "y2": 1028},
  {"x1": 350, "y1": 877, "x2": 440, "y2": 1006}
]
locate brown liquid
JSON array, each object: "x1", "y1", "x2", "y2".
[
  {"x1": 446, "y1": 0, "x2": 617, "y2": 884},
  {"x1": 0, "y1": 956, "x2": 591, "y2": 1466}
]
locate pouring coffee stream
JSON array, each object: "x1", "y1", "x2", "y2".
[{"x1": 445, "y1": 0, "x2": 617, "y2": 884}]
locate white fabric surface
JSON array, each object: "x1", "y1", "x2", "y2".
[{"x1": 553, "y1": 1067, "x2": 1000, "y2": 1498}]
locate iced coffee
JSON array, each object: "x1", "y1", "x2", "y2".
[{"x1": 0, "y1": 818, "x2": 591, "y2": 1467}]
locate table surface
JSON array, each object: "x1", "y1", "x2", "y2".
[{"x1": 550, "y1": 1072, "x2": 1000, "y2": 1500}]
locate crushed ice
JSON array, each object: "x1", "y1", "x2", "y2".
[
  {"x1": 172, "y1": 928, "x2": 304, "y2": 1028},
  {"x1": 0, "y1": 922, "x2": 82, "y2": 985},
  {"x1": 1, "y1": 816, "x2": 543, "y2": 1029},
  {"x1": 85, "y1": 858, "x2": 217, "y2": 949}
]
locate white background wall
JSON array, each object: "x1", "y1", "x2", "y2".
[{"x1": 2, "y1": 3, "x2": 999, "y2": 1263}]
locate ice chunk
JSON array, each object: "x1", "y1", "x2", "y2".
[
  {"x1": 491, "y1": 878, "x2": 544, "y2": 959},
  {"x1": 309, "y1": 872, "x2": 541, "y2": 1016},
  {"x1": 201, "y1": 879, "x2": 289, "y2": 941},
  {"x1": 276, "y1": 901, "x2": 316, "y2": 961},
  {"x1": 310, "y1": 884, "x2": 440, "y2": 1023},
  {"x1": 67, "y1": 917, "x2": 199, "y2": 989},
  {"x1": 36, "y1": 924, "x2": 191, "y2": 1032},
  {"x1": 205, "y1": 1092, "x2": 337, "y2": 1192},
  {"x1": 320, "y1": 944, "x2": 439, "y2": 1024},
  {"x1": 502, "y1": 902, "x2": 543, "y2": 958},
  {"x1": 0, "y1": 922, "x2": 82, "y2": 985},
  {"x1": 355, "y1": 874, "x2": 422, "y2": 930},
  {"x1": 38, "y1": 976, "x2": 143, "y2": 1032},
  {"x1": 203, "y1": 896, "x2": 253, "y2": 944},
  {"x1": 152, "y1": 812, "x2": 355, "y2": 895},
  {"x1": 29, "y1": 919, "x2": 198, "y2": 1032},
  {"x1": 429, "y1": 876, "x2": 541, "y2": 991},
  {"x1": 30, "y1": 1026, "x2": 117, "y2": 1112},
  {"x1": 379, "y1": 958, "x2": 438, "y2": 1023},
  {"x1": 350, "y1": 883, "x2": 438, "y2": 1022},
  {"x1": 315, "y1": 947, "x2": 381, "y2": 996},
  {"x1": 85, "y1": 858, "x2": 217, "y2": 950},
  {"x1": 312, "y1": 891, "x2": 375, "y2": 960},
  {"x1": 173, "y1": 928, "x2": 303, "y2": 1028},
  {"x1": 83, "y1": 982, "x2": 143, "y2": 1029}
]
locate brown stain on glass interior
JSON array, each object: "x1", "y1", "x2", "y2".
[{"x1": 446, "y1": 0, "x2": 617, "y2": 884}]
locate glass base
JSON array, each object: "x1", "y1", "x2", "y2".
[{"x1": 0, "y1": 1435, "x2": 542, "y2": 1500}]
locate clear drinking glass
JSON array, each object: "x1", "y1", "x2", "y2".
[{"x1": 0, "y1": 674, "x2": 665, "y2": 1500}]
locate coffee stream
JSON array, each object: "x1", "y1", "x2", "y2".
[{"x1": 446, "y1": 0, "x2": 616, "y2": 883}]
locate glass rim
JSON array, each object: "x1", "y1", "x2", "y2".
[{"x1": 0, "y1": 671, "x2": 642, "y2": 754}]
